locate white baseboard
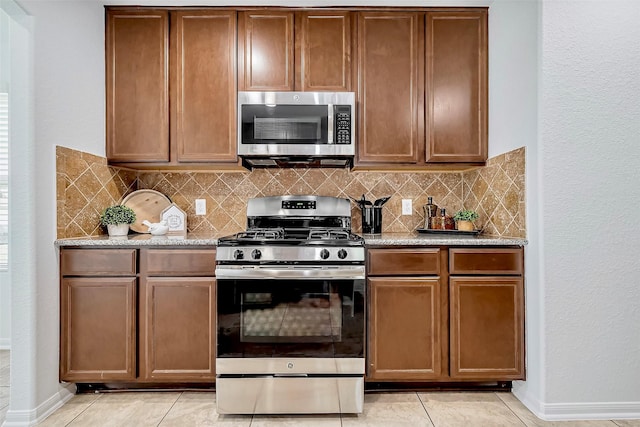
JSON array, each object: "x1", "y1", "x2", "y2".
[
  {"x1": 541, "y1": 401, "x2": 640, "y2": 421},
  {"x1": 2, "y1": 383, "x2": 75, "y2": 426},
  {"x1": 0, "y1": 338, "x2": 10, "y2": 350}
]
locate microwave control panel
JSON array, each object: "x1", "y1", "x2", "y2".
[{"x1": 334, "y1": 105, "x2": 352, "y2": 144}]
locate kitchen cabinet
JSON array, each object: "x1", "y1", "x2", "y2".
[
  {"x1": 426, "y1": 11, "x2": 487, "y2": 163},
  {"x1": 60, "y1": 247, "x2": 217, "y2": 384},
  {"x1": 449, "y1": 248, "x2": 525, "y2": 380},
  {"x1": 139, "y1": 248, "x2": 217, "y2": 382},
  {"x1": 60, "y1": 249, "x2": 137, "y2": 382},
  {"x1": 106, "y1": 9, "x2": 238, "y2": 166},
  {"x1": 366, "y1": 248, "x2": 446, "y2": 380},
  {"x1": 356, "y1": 12, "x2": 422, "y2": 165},
  {"x1": 355, "y1": 10, "x2": 487, "y2": 168},
  {"x1": 106, "y1": 10, "x2": 169, "y2": 162},
  {"x1": 238, "y1": 10, "x2": 353, "y2": 91},
  {"x1": 366, "y1": 246, "x2": 525, "y2": 383}
]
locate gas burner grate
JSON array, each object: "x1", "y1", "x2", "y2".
[
  {"x1": 307, "y1": 229, "x2": 351, "y2": 240},
  {"x1": 237, "y1": 228, "x2": 285, "y2": 240}
]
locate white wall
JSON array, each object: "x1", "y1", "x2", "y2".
[
  {"x1": 538, "y1": 0, "x2": 640, "y2": 419},
  {"x1": 0, "y1": 7, "x2": 11, "y2": 350},
  {"x1": 487, "y1": 0, "x2": 542, "y2": 413}
]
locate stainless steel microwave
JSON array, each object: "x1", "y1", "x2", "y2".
[{"x1": 237, "y1": 91, "x2": 355, "y2": 168}]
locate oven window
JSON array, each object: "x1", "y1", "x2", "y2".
[
  {"x1": 241, "y1": 105, "x2": 329, "y2": 144},
  {"x1": 217, "y1": 279, "x2": 365, "y2": 358}
]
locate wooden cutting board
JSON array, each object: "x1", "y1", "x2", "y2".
[{"x1": 121, "y1": 189, "x2": 172, "y2": 233}]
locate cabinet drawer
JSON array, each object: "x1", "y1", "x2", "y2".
[
  {"x1": 143, "y1": 248, "x2": 216, "y2": 276},
  {"x1": 60, "y1": 249, "x2": 137, "y2": 276},
  {"x1": 449, "y1": 248, "x2": 523, "y2": 275},
  {"x1": 367, "y1": 249, "x2": 440, "y2": 276}
]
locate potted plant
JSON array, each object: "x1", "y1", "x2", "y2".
[
  {"x1": 100, "y1": 205, "x2": 136, "y2": 237},
  {"x1": 453, "y1": 209, "x2": 479, "y2": 231}
]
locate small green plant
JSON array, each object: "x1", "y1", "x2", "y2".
[
  {"x1": 453, "y1": 209, "x2": 479, "y2": 222},
  {"x1": 100, "y1": 205, "x2": 136, "y2": 226}
]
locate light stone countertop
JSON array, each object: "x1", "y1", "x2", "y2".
[{"x1": 55, "y1": 232, "x2": 526, "y2": 247}]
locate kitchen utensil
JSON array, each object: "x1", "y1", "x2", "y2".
[
  {"x1": 121, "y1": 189, "x2": 172, "y2": 233},
  {"x1": 362, "y1": 206, "x2": 382, "y2": 234},
  {"x1": 373, "y1": 196, "x2": 391, "y2": 207}
]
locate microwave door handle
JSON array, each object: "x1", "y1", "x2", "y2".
[{"x1": 328, "y1": 104, "x2": 334, "y2": 144}]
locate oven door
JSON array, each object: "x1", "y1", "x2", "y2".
[{"x1": 216, "y1": 266, "x2": 365, "y2": 360}]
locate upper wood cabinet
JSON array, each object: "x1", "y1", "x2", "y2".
[
  {"x1": 426, "y1": 11, "x2": 487, "y2": 163},
  {"x1": 171, "y1": 10, "x2": 237, "y2": 163},
  {"x1": 239, "y1": 10, "x2": 353, "y2": 91},
  {"x1": 355, "y1": 10, "x2": 487, "y2": 168},
  {"x1": 356, "y1": 12, "x2": 422, "y2": 164},
  {"x1": 106, "y1": 9, "x2": 238, "y2": 166},
  {"x1": 106, "y1": 10, "x2": 169, "y2": 162}
]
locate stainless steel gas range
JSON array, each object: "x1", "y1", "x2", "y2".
[{"x1": 215, "y1": 195, "x2": 365, "y2": 415}]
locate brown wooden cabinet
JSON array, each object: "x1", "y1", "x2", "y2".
[
  {"x1": 171, "y1": 10, "x2": 237, "y2": 163},
  {"x1": 356, "y1": 12, "x2": 422, "y2": 165},
  {"x1": 366, "y1": 248, "x2": 446, "y2": 380},
  {"x1": 60, "y1": 249, "x2": 137, "y2": 382},
  {"x1": 366, "y1": 246, "x2": 524, "y2": 383},
  {"x1": 60, "y1": 247, "x2": 217, "y2": 384},
  {"x1": 426, "y1": 11, "x2": 487, "y2": 163},
  {"x1": 355, "y1": 10, "x2": 487, "y2": 168},
  {"x1": 106, "y1": 8, "x2": 238, "y2": 167},
  {"x1": 106, "y1": 10, "x2": 169, "y2": 163},
  {"x1": 139, "y1": 248, "x2": 217, "y2": 382},
  {"x1": 449, "y1": 248, "x2": 524, "y2": 380},
  {"x1": 239, "y1": 10, "x2": 353, "y2": 91}
]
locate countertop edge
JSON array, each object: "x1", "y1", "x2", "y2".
[{"x1": 54, "y1": 234, "x2": 527, "y2": 247}]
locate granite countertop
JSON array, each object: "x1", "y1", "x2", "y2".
[{"x1": 55, "y1": 232, "x2": 527, "y2": 247}]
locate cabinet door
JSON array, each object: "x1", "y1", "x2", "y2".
[
  {"x1": 171, "y1": 11, "x2": 237, "y2": 163},
  {"x1": 297, "y1": 11, "x2": 352, "y2": 91},
  {"x1": 106, "y1": 10, "x2": 169, "y2": 162},
  {"x1": 426, "y1": 11, "x2": 487, "y2": 163},
  {"x1": 60, "y1": 278, "x2": 136, "y2": 381},
  {"x1": 367, "y1": 277, "x2": 443, "y2": 380},
  {"x1": 239, "y1": 11, "x2": 294, "y2": 91},
  {"x1": 356, "y1": 12, "x2": 422, "y2": 164},
  {"x1": 140, "y1": 277, "x2": 216, "y2": 381},
  {"x1": 449, "y1": 277, "x2": 524, "y2": 379}
]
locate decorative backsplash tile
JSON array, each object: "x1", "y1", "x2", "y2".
[
  {"x1": 56, "y1": 146, "x2": 136, "y2": 238},
  {"x1": 137, "y1": 169, "x2": 464, "y2": 235},
  {"x1": 56, "y1": 146, "x2": 525, "y2": 239},
  {"x1": 462, "y1": 147, "x2": 526, "y2": 238}
]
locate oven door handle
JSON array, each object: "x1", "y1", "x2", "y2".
[{"x1": 215, "y1": 265, "x2": 365, "y2": 280}]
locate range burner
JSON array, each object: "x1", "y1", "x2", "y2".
[
  {"x1": 236, "y1": 228, "x2": 285, "y2": 240},
  {"x1": 308, "y1": 229, "x2": 351, "y2": 240}
]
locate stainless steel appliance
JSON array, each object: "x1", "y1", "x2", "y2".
[
  {"x1": 215, "y1": 195, "x2": 365, "y2": 414},
  {"x1": 237, "y1": 91, "x2": 355, "y2": 168}
]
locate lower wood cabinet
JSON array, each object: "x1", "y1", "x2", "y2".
[
  {"x1": 59, "y1": 247, "x2": 217, "y2": 384},
  {"x1": 366, "y1": 246, "x2": 524, "y2": 383},
  {"x1": 139, "y1": 276, "x2": 216, "y2": 381},
  {"x1": 449, "y1": 276, "x2": 524, "y2": 379},
  {"x1": 60, "y1": 277, "x2": 137, "y2": 381},
  {"x1": 368, "y1": 277, "x2": 443, "y2": 380}
]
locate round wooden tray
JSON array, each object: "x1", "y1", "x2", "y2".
[{"x1": 121, "y1": 189, "x2": 172, "y2": 233}]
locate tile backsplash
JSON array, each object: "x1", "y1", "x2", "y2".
[{"x1": 56, "y1": 146, "x2": 525, "y2": 239}]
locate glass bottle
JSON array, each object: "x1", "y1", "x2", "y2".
[{"x1": 423, "y1": 197, "x2": 439, "y2": 229}]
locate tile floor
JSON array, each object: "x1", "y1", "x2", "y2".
[
  {"x1": 1, "y1": 352, "x2": 638, "y2": 427},
  {"x1": 31, "y1": 389, "x2": 639, "y2": 427}
]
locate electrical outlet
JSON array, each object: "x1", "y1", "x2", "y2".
[
  {"x1": 195, "y1": 199, "x2": 206, "y2": 215},
  {"x1": 401, "y1": 199, "x2": 412, "y2": 215}
]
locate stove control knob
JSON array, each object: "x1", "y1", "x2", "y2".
[
  {"x1": 251, "y1": 249, "x2": 262, "y2": 260},
  {"x1": 320, "y1": 249, "x2": 330, "y2": 259},
  {"x1": 233, "y1": 249, "x2": 244, "y2": 260},
  {"x1": 337, "y1": 249, "x2": 348, "y2": 259}
]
